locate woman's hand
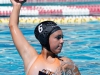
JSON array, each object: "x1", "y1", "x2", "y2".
[
  {"x1": 10, "y1": 0, "x2": 26, "y2": 6},
  {"x1": 59, "y1": 57, "x2": 81, "y2": 75}
]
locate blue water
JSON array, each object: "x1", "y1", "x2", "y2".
[{"x1": 0, "y1": 22, "x2": 100, "y2": 75}]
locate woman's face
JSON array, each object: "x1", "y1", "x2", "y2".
[{"x1": 49, "y1": 30, "x2": 64, "y2": 54}]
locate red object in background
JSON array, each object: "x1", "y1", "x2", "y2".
[{"x1": 0, "y1": 11, "x2": 1, "y2": 16}]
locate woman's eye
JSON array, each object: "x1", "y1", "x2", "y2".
[{"x1": 56, "y1": 35, "x2": 63, "y2": 40}]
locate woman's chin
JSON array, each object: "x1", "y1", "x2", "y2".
[{"x1": 55, "y1": 49, "x2": 62, "y2": 54}]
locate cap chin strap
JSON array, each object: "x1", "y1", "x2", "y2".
[{"x1": 44, "y1": 42, "x2": 52, "y2": 53}]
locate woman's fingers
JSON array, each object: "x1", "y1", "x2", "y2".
[{"x1": 10, "y1": 0, "x2": 26, "y2": 5}]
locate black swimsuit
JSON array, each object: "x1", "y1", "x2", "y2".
[
  {"x1": 39, "y1": 71, "x2": 47, "y2": 75},
  {"x1": 39, "y1": 69, "x2": 55, "y2": 75}
]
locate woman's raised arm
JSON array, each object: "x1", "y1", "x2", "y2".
[{"x1": 9, "y1": 0, "x2": 38, "y2": 71}]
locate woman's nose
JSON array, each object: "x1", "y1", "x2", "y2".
[{"x1": 60, "y1": 38, "x2": 64, "y2": 44}]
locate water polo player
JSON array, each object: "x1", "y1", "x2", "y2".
[{"x1": 9, "y1": 0, "x2": 81, "y2": 75}]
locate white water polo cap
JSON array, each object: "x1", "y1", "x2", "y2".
[{"x1": 34, "y1": 21, "x2": 61, "y2": 50}]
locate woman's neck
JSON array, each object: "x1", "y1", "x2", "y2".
[{"x1": 40, "y1": 47, "x2": 58, "y2": 63}]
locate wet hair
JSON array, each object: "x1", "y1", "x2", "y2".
[{"x1": 34, "y1": 21, "x2": 61, "y2": 51}]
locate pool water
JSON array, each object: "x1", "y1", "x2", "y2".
[{"x1": 0, "y1": 22, "x2": 100, "y2": 75}]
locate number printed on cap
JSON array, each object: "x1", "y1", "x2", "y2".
[{"x1": 38, "y1": 24, "x2": 43, "y2": 33}]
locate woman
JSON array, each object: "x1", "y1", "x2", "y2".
[{"x1": 9, "y1": 0, "x2": 81, "y2": 75}]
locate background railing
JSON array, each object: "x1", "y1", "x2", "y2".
[
  {"x1": 0, "y1": 0, "x2": 100, "y2": 4},
  {"x1": 0, "y1": 0, "x2": 100, "y2": 16},
  {"x1": 0, "y1": 5, "x2": 100, "y2": 16}
]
